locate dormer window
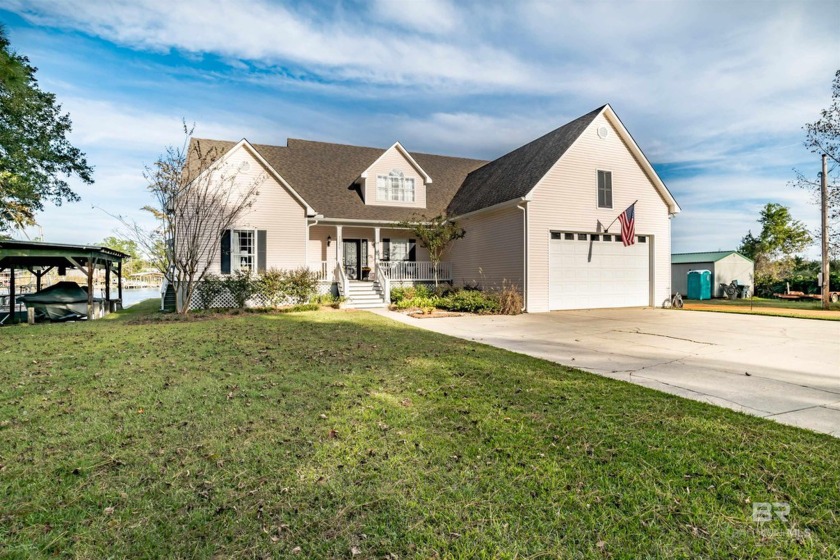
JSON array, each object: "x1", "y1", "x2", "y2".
[{"x1": 377, "y1": 170, "x2": 415, "y2": 203}]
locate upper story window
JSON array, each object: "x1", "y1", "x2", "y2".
[
  {"x1": 377, "y1": 170, "x2": 415, "y2": 203},
  {"x1": 597, "y1": 170, "x2": 612, "y2": 208}
]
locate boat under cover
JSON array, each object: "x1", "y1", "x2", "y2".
[{"x1": 17, "y1": 282, "x2": 103, "y2": 321}]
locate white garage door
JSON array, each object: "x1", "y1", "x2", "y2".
[{"x1": 549, "y1": 232, "x2": 650, "y2": 310}]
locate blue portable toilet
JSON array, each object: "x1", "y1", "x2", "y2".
[{"x1": 686, "y1": 270, "x2": 712, "y2": 300}]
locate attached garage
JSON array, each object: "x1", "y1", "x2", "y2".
[{"x1": 549, "y1": 232, "x2": 651, "y2": 310}]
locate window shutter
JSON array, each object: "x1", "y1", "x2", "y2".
[
  {"x1": 382, "y1": 238, "x2": 390, "y2": 261},
  {"x1": 257, "y1": 230, "x2": 267, "y2": 273},
  {"x1": 408, "y1": 239, "x2": 416, "y2": 262},
  {"x1": 221, "y1": 230, "x2": 231, "y2": 274}
]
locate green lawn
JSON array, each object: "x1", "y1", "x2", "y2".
[{"x1": 1, "y1": 302, "x2": 838, "y2": 558}]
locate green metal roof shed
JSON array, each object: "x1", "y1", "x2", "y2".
[
  {"x1": 0, "y1": 240, "x2": 130, "y2": 322},
  {"x1": 671, "y1": 250, "x2": 754, "y2": 298}
]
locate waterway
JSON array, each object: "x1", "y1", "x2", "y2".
[{"x1": 119, "y1": 287, "x2": 161, "y2": 308}]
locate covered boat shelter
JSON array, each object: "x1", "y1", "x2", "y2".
[{"x1": 0, "y1": 240, "x2": 129, "y2": 322}]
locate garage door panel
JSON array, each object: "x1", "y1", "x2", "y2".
[{"x1": 549, "y1": 233, "x2": 650, "y2": 310}]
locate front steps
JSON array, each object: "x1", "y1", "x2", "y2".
[{"x1": 344, "y1": 280, "x2": 387, "y2": 309}]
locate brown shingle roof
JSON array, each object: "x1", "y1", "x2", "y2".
[
  {"x1": 189, "y1": 106, "x2": 604, "y2": 221},
  {"x1": 193, "y1": 137, "x2": 487, "y2": 222},
  {"x1": 446, "y1": 106, "x2": 603, "y2": 215}
]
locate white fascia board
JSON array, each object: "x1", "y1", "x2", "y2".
[
  {"x1": 359, "y1": 142, "x2": 433, "y2": 184},
  {"x1": 450, "y1": 196, "x2": 530, "y2": 221},
  {"x1": 523, "y1": 105, "x2": 681, "y2": 216},
  {"x1": 238, "y1": 140, "x2": 316, "y2": 215},
  {"x1": 187, "y1": 139, "x2": 315, "y2": 216},
  {"x1": 600, "y1": 105, "x2": 681, "y2": 214}
]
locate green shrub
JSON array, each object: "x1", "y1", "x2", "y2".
[
  {"x1": 222, "y1": 270, "x2": 256, "y2": 308},
  {"x1": 257, "y1": 269, "x2": 287, "y2": 307},
  {"x1": 195, "y1": 274, "x2": 225, "y2": 310},
  {"x1": 438, "y1": 290, "x2": 500, "y2": 314},
  {"x1": 281, "y1": 267, "x2": 320, "y2": 304}
]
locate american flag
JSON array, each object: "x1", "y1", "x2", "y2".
[{"x1": 618, "y1": 203, "x2": 636, "y2": 246}]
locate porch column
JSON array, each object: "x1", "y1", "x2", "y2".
[
  {"x1": 336, "y1": 225, "x2": 343, "y2": 265},
  {"x1": 374, "y1": 227, "x2": 381, "y2": 261}
]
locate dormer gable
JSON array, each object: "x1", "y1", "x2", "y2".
[{"x1": 359, "y1": 142, "x2": 431, "y2": 208}]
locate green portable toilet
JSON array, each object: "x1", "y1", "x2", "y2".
[{"x1": 686, "y1": 269, "x2": 712, "y2": 300}]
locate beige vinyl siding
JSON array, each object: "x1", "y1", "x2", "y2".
[
  {"x1": 526, "y1": 112, "x2": 672, "y2": 312},
  {"x1": 205, "y1": 146, "x2": 308, "y2": 275},
  {"x1": 363, "y1": 146, "x2": 427, "y2": 209},
  {"x1": 447, "y1": 205, "x2": 524, "y2": 289},
  {"x1": 308, "y1": 225, "x2": 335, "y2": 274}
]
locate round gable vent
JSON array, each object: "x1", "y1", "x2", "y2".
[
  {"x1": 597, "y1": 126, "x2": 609, "y2": 139},
  {"x1": 240, "y1": 161, "x2": 251, "y2": 172}
]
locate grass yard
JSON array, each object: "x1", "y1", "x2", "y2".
[
  {"x1": 683, "y1": 297, "x2": 840, "y2": 321},
  {"x1": 1, "y1": 301, "x2": 838, "y2": 558}
]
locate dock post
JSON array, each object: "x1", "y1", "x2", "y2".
[
  {"x1": 8, "y1": 268, "x2": 14, "y2": 324},
  {"x1": 27, "y1": 308, "x2": 34, "y2": 325}
]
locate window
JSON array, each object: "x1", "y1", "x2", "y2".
[
  {"x1": 591, "y1": 234, "x2": 600, "y2": 241},
  {"x1": 578, "y1": 233, "x2": 587, "y2": 240},
  {"x1": 377, "y1": 170, "x2": 415, "y2": 202},
  {"x1": 551, "y1": 232, "x2": 562, "y2": 240},
  {"x1": 232, "y1": 230, "x2": 254, "y2": 272},
  {"x1": 597, "y1": 170, "x2": 612, "y2": 208},
  {"x1": 565, "y1": 233, "x2": 574, "y2": 240},
  {"x1": 390, "y1": 238, "x2": 410, "y2": 261},
  {"x1": 638, "y1": 236, "x2": 647, "y2": 243}
]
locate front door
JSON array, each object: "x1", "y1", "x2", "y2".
[{"x1": 342, "y1": 239, "x2": 367, "y2": 280}]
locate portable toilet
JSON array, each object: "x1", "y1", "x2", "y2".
[{"x1": 686, "y1": 270, "x2": 712, "y2": 300}]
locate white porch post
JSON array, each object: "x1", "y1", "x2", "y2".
[
  {"x1": 374, "y1": 227, "x2": 381, "y2": 261},
  {"x1": 336, "y1": 225, "x2": 343, "y2": 265}
]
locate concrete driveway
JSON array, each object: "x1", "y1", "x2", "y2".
[{"x1": 375, "y1": 308, "x2": 840, "y2": 437}]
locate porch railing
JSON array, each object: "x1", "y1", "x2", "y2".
[
  {"x1": 312, "y1": 261, "x2": 331, "y2": 281},
  {"x1": 377, "y1": 261, "x2": 452, "y2": 282},
  {"x1": 375, "y1": 261, "x2": 391, "y2": 304},
  {"x1": 335, "y1": 262, "x2": 349, "y2": 298}
]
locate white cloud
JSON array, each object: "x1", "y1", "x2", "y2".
[{"x1": 371, "y1": 0, "x2": 459, "y2": 34}]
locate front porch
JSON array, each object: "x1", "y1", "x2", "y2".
[{"x1": 307, "y1": 223, "x2": 452, "y2": 307}]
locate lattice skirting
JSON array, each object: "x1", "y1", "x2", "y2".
[{"x1": 184, "y1": 281, "x2": 339, "y2": 310}]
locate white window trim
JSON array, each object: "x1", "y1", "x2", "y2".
[
  {"x1": 376, "y1": 169, "x2": 415, "y2": 203},
  {"x1": 389, "y1": 238, "x2": 411, "y2": 261},
  {"x1": 231, "y1": 228, "x2": 257, "y2": 274},
  {"x1": 597, "y1": 170, "x2": 613, "y2": 209}
]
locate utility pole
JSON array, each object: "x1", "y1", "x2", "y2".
[{"x1": 821, "y1": 154, "x2": 829, "y2": 310}]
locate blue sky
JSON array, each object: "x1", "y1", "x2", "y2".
[{"x1": 2, "y1": 0, "x2": 838, "y2": 256}]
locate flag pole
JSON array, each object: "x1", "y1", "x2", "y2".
[{"x1": 604, "y1": 200, "x2": 638, "y2": 232}]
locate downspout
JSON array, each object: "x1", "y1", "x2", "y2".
[{"x1": 516, "y1": 199, "x2": 528, "y2": 313}]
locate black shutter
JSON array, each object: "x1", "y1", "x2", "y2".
[
  {"x1": 221, "y1": 230, "x2": 231, "y2": 274},
  {"x1": 382, "y1": 238, "x2": 390, "y2": 261},
  {"x1": 257, "y1": 230, "x2": 267, "y2": 273},
  {"x1": 408, "y1": 239, "x2": 416, "y2": 262}
]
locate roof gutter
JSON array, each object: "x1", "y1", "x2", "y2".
[{"x1": 451, "y1": 196, "x2": 530, "y2": 221}]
